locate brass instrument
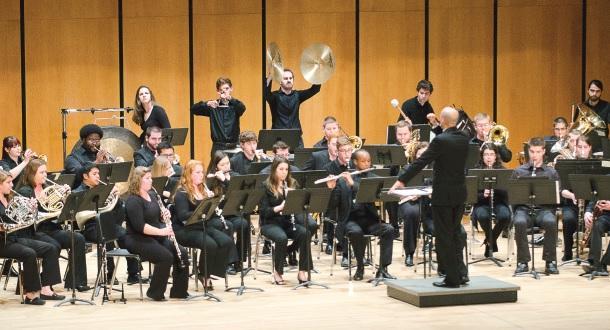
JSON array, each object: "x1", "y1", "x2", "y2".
[
  {"x1": 571, "y1": 103, "x2": 606, "y2": 135},
  {"x1": 581, "y1": 201, "x2": 602, "y2": 250},
  {"x1": 339, "y1": 128, "x2": 363, "y2": 150},
  {"x1": 1, "y1": 190, "x2": 38, "y2": 233},
  {"x1": 402, "y1": 129, "x2": 421, "y2": 162},
  {"x1": 21, "y1": 150, "x2": 48, "y2": 162},
  {"x1": 92, "y1": 146, "x2": 118, "y2": 163},
  {"x1": 152, "y1": 187, "x2": 185, "y2": 268},
  {"x1": 38, "y1": 177, "x2": 71, "y2": 214},
  {"x1": 74, "y1": 179, "x2": 121, "y2": 229},
  {"x1": 486, "y1": 123, "x2": 509, "y2": 146}
]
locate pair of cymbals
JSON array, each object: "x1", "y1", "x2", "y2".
[{"x1": 266, "y1": 42, "x2": 335, "y2": 85}]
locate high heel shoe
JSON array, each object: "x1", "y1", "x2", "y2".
[{"x1": 271, "y1": 274, "x2": 285, "y2": 285}]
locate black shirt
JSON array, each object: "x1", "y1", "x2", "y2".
[
  {"x1": 302, "y1": 149, "x2": 332, "y2": 171},
  {"x1": 125, "y1": 192, "x2": 164, "y2": 235},
  {"x1": 133, "y1": 145, "x2": 156, "y2": 168},
  {"x1": 139, "y1": 105, "x2": 171, "y2": 142},
  {"x1": 398, "y1": 96, "x2": 434, "y2": 125},
  {"x1": 258, "y1": 184, "x2": 291, "y2": 226},
  {"x1": 0, "y1": 156, "x2": 23, "y2": 184},
  {"x1": 230, "y1": 152, "x2": 255, "y2": 175},
  {"x1": 324, "y1": 158, "x2": 351, "y2": 176},
  {"x1": 588, "y1": 99, "x2": 610, "y2": 137},
  {"x1": 313, "y1": 137, "x2": 328, "y2": 148},
  {"x1": 64, "y1": 146, "x2": 97, "y2": 187},
  {"x1": 263, "y1": 78, "x2": 321, "y2": 132},
  {"x1": 191, "y1": 98, "x2": 246, "y2": 144},
  {"x1": 470, "y1": 137, "x2": 513, "y2": 163}
]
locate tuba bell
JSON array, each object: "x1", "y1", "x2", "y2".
[{"x1": 571, "y1": 103, "x2": 605, "y2": 135}]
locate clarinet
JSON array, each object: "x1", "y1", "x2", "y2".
[
  {"x1": 283, "y1": 181, "x2": 296, "y2": 231},
  {"x1": 151, "y1": 188, "x2": 185, "y2": 268},
  {"x1": 204, "y1": 183, "x2": 228, "y2": 230}
]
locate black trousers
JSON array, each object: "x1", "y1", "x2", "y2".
[
  {"x1": 226, "y1": 215, "x2": 250, "y2": 262},
  {"x1": 0, "y1": 236, "x2": 61, "y2": 292},
  {"x1": 175, "y1": 225, "x2": 233, "y2": 278},
  {"x1": 260, "y1": 215, "x2": 317, "y2": 275},
  {"x1": 513, "y1": 207, "x2": 558, "y2": 263},
  {"x1": 345, "y1": 207, "x2": 394, "y2": 268},
  {"x1": 432, "y1": 204, "x2": 467, "y2": 286},
  {"x1": 398, "y1": 201, "x2": 434, "y2": 256},
  {"x1": 386, "y1": 201, "x2": 400, "y2": 230},
  {"x1": 82, "y1": 220, "x2": 139, "y2": 276},
  {"x1": 561, "y1": 204, "x2": 578, "y2": 257},
  {"x1": 588, "y1": 213, "x2": 610, "y2": 267},
  {"x1": 123, "y1": 234, "x2": 188, "y2": 299},
  {"x1": 36, "y1": 222, "x2": 88, "y2": 288},
  {"x1": 472, "y1": 203, "x2": 511, "y2": 252},
  {"x1": 207, "y1": 216, "x2": 239, "y2": 264}
]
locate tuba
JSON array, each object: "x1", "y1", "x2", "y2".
[{"x1": 571, "y1": 103, "x2": 606, "y2": 135}]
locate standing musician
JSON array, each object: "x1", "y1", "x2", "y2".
[
  {"x1": 0, "y1": 170, "x2": 64, "y2": 304},
  {"x1": 258, "y1": 157, "x2": 318, "y2": 285},
  {"x1": 132, "y1": 85, "x2": 171, "y2": 143},
  {"x1": 558, "y1": 134, "x2": 593, "y2": 262},
  {"x1": 134, "y1": 126, "x2": 163, "y2": 168},
  {"x1": 207, "y1": 152, "x2": 250, "y2": 272},
  {"x1": 173, "y1": 160, "x2": 235, "y2": 288},
  {"x1": 390, "y1": 107, "x2": 470, "y2": 288},
  {"x1": 191, "y1": 77, "x2": 247, "y2": 157},
  {"x1": 472, "y1": 143, "x2": 511, "y2": 257},
  {"x1": 313, "y1": 116, "x2": 340, "y2": 148},
  {"x1": 583, "y1": 198, "x2": 610, "y2": 275},
  {"x1": 0, "y1": 136, "x2": 34, "y2": 185},
  {"x1": 73, "y1": 163, "x2": 141, "y2": 284},
  {"x1": 64, "y1": 124, "x2": 113, "y2": 188},
  {"x1": 583, "y1": 79, "x2": 609, "y2": 137},
  {"x1": 302, "y1": 134, "x2": 338, "y2": 171},
  {"x1": 264, "y1": 68, "x2": 322, "y2": 149},
  {"x1": 397, "y1": 80, "x2": 442, "y2": 135},
  {"x1": 511, "y1": 137, "x2": 560, "y2": 275},
  {"x1": 230, "y1": 131, "x2": 268, "y2": 175},
  {"x1": 337, "y1": 150, "x2": 395, "y2": 281},
  {"x1": 123, "y1": 167, "x2": 189, "y2": 301},
  {"x1": 469, "y1": 113, "x2": 512, "y2": 163}
]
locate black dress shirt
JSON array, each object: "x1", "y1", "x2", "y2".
[
  {"x1": 229, "y1": 152, "x2": 255, "y2": 175},
  {"x1": 263, "y1": 78, "x2": 321, "y2": 133},
  {"x1": 139, "y1": 105, "x2": 171, "y2": 142},
  {"x1": 191, "y1": 98, "x2": 246, "y2": 144}
]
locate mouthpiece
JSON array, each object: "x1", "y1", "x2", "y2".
[{"x1": 390, "y1": 99, "x2": 399, "y2": 108}]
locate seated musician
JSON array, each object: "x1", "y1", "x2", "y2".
[
  {"x1": 64, "y1": 124, "x2": 113, "y2": 187},
  {"x1": 335, "y1": 149, "x2": 395, "y2": 281},
  {"x1": 545, "y1": 117, "x2": 568, "y2": 142},
  {"x1": 0, "y1": 170, "x2": 64, "y2": 304},
  {"x1": 230, "y1": 131, "x2": 269, "y2": 175},
  {"x1": 387, "y1": 120, "x2": 413, "y2": 237},
  {"x1": 18, "y1": 158, "x2": 90, "y2": 292},
  {"x1": 0, "y1": 136, "x2": 34, "y2": 184},
  {"x1": 207, "y1": 151, "x2": 250, "y2": 272},
  {"x1": 157, "y1": 142, "x2": 183, "y2": 177},
  {"x1": 73, "y1": 163, "x2": 141, "y2": 284},
  {"x1": 123, "y1": 166, "x2": 189, "y2": 301},
  {"x1": 583, "y1": 198, "x2": 610, "y2": 275},
  {"x1": 173, "y1": 160, "x2": 235, "y2": 288},
  {"x1": 260, "y1": 141, "x2": 300, "y2": 174},
  {"x1": 511, "y1": 137, "x2": 560, "y2": 275},
  {"x1": 258, "y1": 157, "x2": 318, "y2": 285},
  {"x1": 324, "y1": 136, "x2": 354, "y2": 175},
  {"x1": 302, "y1": 134, "x2": 338, "y2": 171},
  {"x1": 472, "y1": 143, "x2": 511, "y2": 258},
  {"x1": 470, "y1": 113, "x2": 512, "y2": 162},
  {"x1": 313, "y1": 116, "x2": 340, "y2": 148},
  {"x1": 559, "y1": 134, "x2": 593, "y2": 261},
  {"x1": 133, "y1": 126, "x2": 162, "y2": 168},
  {"x1": 151, "y1": 155, "x2": 179, "y2": 204}
]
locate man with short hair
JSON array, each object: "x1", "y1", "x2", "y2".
[
  {"x1": 398, "y1": 80, "x2": 442, "y2": 135},
  {"x1": 264, "y1": 69, "x2": 322, "y2": 148},
  {"x1": 583, "y1": 79, "x2": 609, "y2": 137},
  {"x1": 157, "y1": 142, "x2": 182, "y2": 177},
  {"x1": 313, "y1": 116, "x2": 340, "y2": 148},
  {"x1": 546, "y1": 117, "x2": 569, "y2": 142},
  {"x1": 134, "y1": 126, "x2": 162, "y2": 167},
  {"x1": 303, "y1": 134, "x2": 339, "y2": 171},
  {"x1": 469, "y1": 113, "x2": 512, "y2": 163},
  {"x1": 259, "y1": 141, "x2": 300, "y2": 174},
  {"x1": 64, "y1": 124, "x2": 113, "y2": 187},
  {"x1": 230, "y1": 131, "x2": 267, "y2": 175}
]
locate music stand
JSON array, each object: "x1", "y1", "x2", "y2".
[
  {"x1": 360, "y1": 144, "x2": 407, "y2": 166},
  {"x1": 293, "y1": 148, "x2": 326, "y2": 169},
  {"x1": 247, "y1": 161, "x2": 273, "y2": 174},
  {"x1": 283, "y1": 188, "x2": 331, "y2": 290},
  {"x1": 97, "y1": 161, "x2": 133, "y2": 185},
  {"x1": 467, "y1": 169, "x2": 513, "y2": 267},
  {"x1": 601, "y1": 138, "x2": 609, "y2": 158},
  {"x1": 54, "y1": 190, "x2": 95, "y2": 306},
  {"x1": 185, "y1": 196, "x2": 222, "y2": 302},
  {"x1": 292, "y1": 170, "x2": 329, "y2": 188},
  {"x1": 227, "y1": 174, "x2": 266, "y2": 191},
  {"x1": 223, "y1": 189, "x2": 265, "y2": 295},
  {"x1": 465, "y1": 144, "x2": 482, "y2": 169},
  {"x1": 48, "y1": 173, "x2": 76, "y2": 188},
  {"x1": 152, "y1": 176, "x2": 169, "y2": 194},
  {"x1": 162, "y1": 128, "x2": 188, "y2": 146},
  {"x1": 258, "y1": 129, "x2": 301, "y2": 152},
  {"x1": 508, "y1": 178, "x2": 560, "y2": 279}
]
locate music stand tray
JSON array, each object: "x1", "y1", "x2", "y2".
[
  {"x1": 258, "y1": 129, "x2": 301, "y2": 152},
  {"x1": 226, "y1": 174, "x2": 266, "y2": 191},
  {"x1": 291, "y1": 170, "x2": 329, "y2": 188},
  {"x1": 152, "y1": 176, "x2": 169, "y2": 194},
  {"x1": 162, "y1": 128, "x2": 188, "y2": 146},
  {"x1": 293, "y1": 148, "x2": 326, "y2": 169},
  {"x1": 50, "y1": 173, "x2": 76, "y2": 187},
  {"x1": 97, "y1": 161, "x2": 133, "y2": 184},
  {"x1": 247, "y1": 161, "x2": 273, "y2": 174},
  {"x1": 360, "y1": 144, "x2": 407, "y2": 166}
]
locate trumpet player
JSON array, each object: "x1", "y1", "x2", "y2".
[
  {"x1": 0, "y1": 170, "x2": 64, "y2": 304},
  {"x1": 0, "y1": 136, "x2": 34, "y2": 184},
  {"x1": 134, "y1": 126, "x2": 163, "y2": 168},
  {"x1": 64, "y1": 124, "x2": 113, "y2": 188},
  {"x1": 230, "y1": 131, "x2": 268, "y2": 175},
  {"x1": 73, "y1": 163, "x2": 142, "y2": 284},
  {"x1": 18, "y1": 159, "x2": 91, "y2": 292},
  {"x1": 470, "y1": 113, "x2": 512, "y2": 163}
]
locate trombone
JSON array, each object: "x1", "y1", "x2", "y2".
[{"x1": 339, "y1": 127, "x2": 363, "y2": 150}]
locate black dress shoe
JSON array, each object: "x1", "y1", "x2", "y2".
[
  {"x1": 146, "y1": 293, "x2": 167, "y2": 301},
  {"x1": 24, "y1": 297, "x2": 46, "y2": 305},
  {"x1": 262, "y1": 242, "x2": 271, "y2": 255},
  {"x1": 353, "y1": 266, "x2": 364, "y2": 281},
  {"x1": 545, "y1": 261, "x2": 559, "y2": 275},
  {"x1": 375, "y1": 267, "x2": 396, "y2": 280},
  {"x1": 561, "y1": 254, "x2": 573, "y2": 262},
  {"x1": 169, "y1": 292, "x2": 190, "y2": 299},
  {"x1": 514, "y1": 262, "x2": 529, "y2": 274},
  {"x1": 461, "y1": 275, "x2": 470, "y2": 285},
  {"x1": 75, "y1": 285, "x2": 92, "y2": 292},
  {"x1": 226, "y1": 265, "x2": 237, "y2": 275},
  {"x1": 234, "y1": 262, "x2": 243, "y2": 272},
  {"x1": 40, "y1": 292, "x2": 65, "y2": 300},
  {"x1": 405, "y1": 255, "x2": 414, "y2": 267},
  {"x1": 325, "y1": 244, "x2": 333, "y2": 255},
  {"x1": 432, "y1": 280, "x2": 460, "y2": 288}
]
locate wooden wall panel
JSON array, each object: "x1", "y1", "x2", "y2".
[
  {"x1": 360, "y1": 0, "x2": 425, "y2": 144},
  {"x1": 429, "y1": 0, "x2": 493, "y2": 120},
  {"x1": 266, "y1": 0, "x2": 356, "y2": 147},
  {"x1": 0, "y1": 0, "x2": 21, "y2": 142},
  {"x1": 497, "y1": 0, "x2": 581, "y2": 166},
  {"x1": 25, "y1": 0, "x2": 118, "y2": 170},
  {"x1": 585, "y1": 0, "x2": 609, "y2": 91},
  {"x1": 123, "y1": 0, "x2": 189, "y2": 161},
  {"x1": 193, "y1": 0, "x2": 262, "y2": 165}
]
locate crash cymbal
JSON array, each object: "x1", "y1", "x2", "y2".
[
  {"x1": 266, "y1": 42, "x2": 284, "y2": 83},
  {"x1": 300, "y1": 43, "x2": 335, "y2": 84}
]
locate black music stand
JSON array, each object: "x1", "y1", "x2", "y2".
[
  {"x1": 48, "y1": 173, "x2": 76, "y2": 188},
  {"x1": 465, "y1": 144, "x2": 482, "y2": 169},
  {"x1": 223, "y1": 189, "x2": 265, "y2": 295},
  {"x1": 292, "y1": 170, "x2": 328, "y2": 188},
  {"x1": 360, "y1": 144, "x2": 407, "y2": 166},
  {"x1": 247, "y1": 161, "x2": 273, "y2": 174},
  {"x1": 508, "y1": 178, "x2": 559, "y2": 280},
  {"x1": 162, "y1": 128, "x2": 188, "y2": 146},
  {"x1": 601, "y1": 138, "x2": 610, "y2": 158},
  {"x1": 468, "y1": 169, "x2": 513, "y2": 267},
  {"x1": 293, "y1": 148, "x2": 326, "y2": 169},
  {"x1": 151, "y1": 176, "x2": 169, "y2": 195},
  {"x1": 55, "y1": 190, "x2": 94, "y2": 307},
  {"x1": 282, "y1": 188, "x2": 331, "y2": 290},
  {"x1": 258, "y1": 129, "x2": 301, "y2": 152},
  {"x1": 97, "y1": 161, "x2": 133, "y2": 185},
  {"x1": 185, "y1": 197, "x2": 222, "y2": 302},
  {"x1": 227, "y1": 174, "x2": 266, "y2": 191}
]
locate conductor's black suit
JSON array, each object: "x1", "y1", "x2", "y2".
[{"x1": 398, "y1": 127, "x2": 469, "y2": 286}]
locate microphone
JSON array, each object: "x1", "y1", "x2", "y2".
[{"x1": 390, "y1": 99, "x2": 399, "y2": 108}]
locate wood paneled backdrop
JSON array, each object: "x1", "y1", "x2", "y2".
[{"x1": 0, "y1": 0, "x2": 607, "y2": 170}]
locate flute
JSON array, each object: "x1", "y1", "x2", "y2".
[{"x1": 314, "y1": 167, "x2": 375, "y2": 184}]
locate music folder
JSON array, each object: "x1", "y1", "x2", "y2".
[{"x1": 185, "y1": 197, "x2": 221, "y2": 226}]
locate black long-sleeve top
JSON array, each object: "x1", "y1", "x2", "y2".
[
  {"x1": 63, "y1": 146, "x2": 97, "y2": 188},
  {"x1": 397, "y1": 96, "x2": 442, "y2": 135},
  {"x1": 139, "y1": 105, "x2": 171, "y2": 142},
  {"x1": 191, "y1": 99, "x2": 246, "y2": 144},
  {"x1": 258, "y1": 185, "x2": 292, "y2": 226},
  {"x1": 0, "y1": 156, "x2": 24, "y2": 184},
  {"x1": 133, "y1": 145, "x2": 156, "y2": 168},
  {"x1": 263, "y1": 77, "x2": 321, "y2": 132},
  {"x1": 230, "y1": 152, "x2": 255, "y2": 175},
  {"x1": 470, "y1": 137, "x2": 513, "y2": 163},
  {"x1": 588, "y1": 99, "x2": 609, "y2": 137},
  {"x1": 125, "y1": 191, "x2": 164, "y2": 235}
]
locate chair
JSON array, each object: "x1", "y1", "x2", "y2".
[
  {"x1": 189, "y1": 248, "x2": 228, "y2": 291},
  {"x1": 0, "y1": 258, "x2": 24, "y2": 304},
  {"x1": 253, "y1": 220, "x2": 292, "y2": 280},
  {"x1": 344, "y1": 234, "x2": 376, "y2": 281}
]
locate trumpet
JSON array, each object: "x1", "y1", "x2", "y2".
[
  {"x1": 20, "y1": 149, "x2": 47, "y2": 162},
  {"x1": 92, "y1": 146, "x2": 118, "y2": 163}
]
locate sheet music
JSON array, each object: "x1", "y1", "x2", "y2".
[{"x1": 389, "y1": 186, "x2": 432, "y2": 198}]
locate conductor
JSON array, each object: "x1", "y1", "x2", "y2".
[{"x1": 389, "y1": 106, "x2": 470, "y2": 288}]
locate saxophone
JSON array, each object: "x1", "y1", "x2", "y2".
[
  {"x1": 581, "y1": 201, "x2": 602, "y2": 250},
  {"x1": 152, "y1": 188, "x2": 185, "y2": 269}
]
